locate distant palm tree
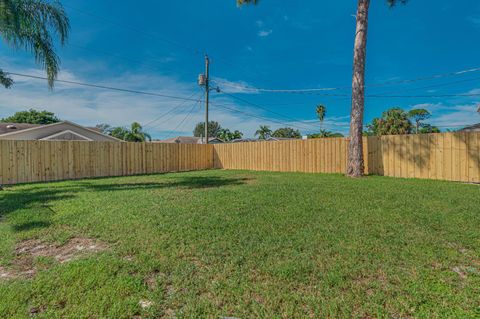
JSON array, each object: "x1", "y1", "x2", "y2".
[
  {"x1": 124, "y1": 122, "x2": 151, "y2": 142},
  {"x1": 319, "y1": 129, "x2": 332, "y2": 138},
  {"x1": 0, "y1": 0, "x2": 70, "y2": 88},
  {"x1": 255, "y1": 125, "x2": 272, "y2": 140},
  {"x1": 316, "y1": 104, "x2": 326, "y2": 130}
]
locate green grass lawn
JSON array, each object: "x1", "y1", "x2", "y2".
[{"x1": 0, "y1": 170, "x2": 479, "y2": 318}]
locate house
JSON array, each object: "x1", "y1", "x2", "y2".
[
  {"x1": 155, "y1": 136, "x2": 224, "y2": 144},
  {"x1": 0, "y1": 121, "x2": 121, "y2": 142},
  {"x1": 459, "y1": 123, "x2": 480, "y2": 132}
]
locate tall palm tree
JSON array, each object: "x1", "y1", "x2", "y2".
[
  {"x1": 236, "y1": 0, "x2": 407, "y2": 177},
  {"x1": 0, "y1": 0, "x2": 70, "y2": 89},
  {"x1": 255, "y1": 125, "x2": 272, "y2": 140},
  {"x1": 348, "y1": 0, "x2": 407, "y2": 177},
  {"x1": 316, "y1": 104, "x2": 326, "y2": 130}
]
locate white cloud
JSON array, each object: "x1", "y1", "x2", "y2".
[
  {"x1": 468, "y1": 15, "x2": 480, "y2": 27},
  {"x1": 0, "y1": 66, "x2": 326, "y2": 139},
  {"x1": 211, "y1": 77, "x2": 259, "y2": 94},
  {"x1": 258, "y1": 29, "x2": 273, "y2": 37},
  {"x1": 410, "y1": 102, "x2": 480, "y2": 129}
]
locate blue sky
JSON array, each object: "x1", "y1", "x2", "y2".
[{"x1": 1, "y1": 0, "x2": 480, "y2": 139}]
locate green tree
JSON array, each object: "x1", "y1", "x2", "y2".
[
  {"x1": 316, "y1": 104, "x2": 326, "y2": 130},
  {"x1": 218, "y1": 128, "x2": 243, "y2": 142},
  {"x1": 237, "y1": 0, "x2": 408, "y2": 177},
  {"x1": 418, "y1": 124, "x2": 440, "y2": 134},
  {"x1": 0, "y1": 0, "x2": 70, "y2": 88},
  {"x1": 309, "y1": 130, "x2": 344, "y2": 138},
  {"x1": 272, "y1": 127, "x2": 301, "y2": 139},
  {"x1": 367, "y1": 108, "x2": 413, "y2": 136},
  {"x1": 408, "y1": 109, "x2": 431, "y2": 134},
  {"x1": 1, "y1": 108, "x2": 60, "y2": 124},
  {"x1": 95, "y1": 123, "x2": 111, "y2": 134},
  {"x1": 255, "y1": 125, "x2": 272, "y2": 140},
  {"x1": 109, "y1": 126, "x2": 128, "y2": 140},
  {"x1": 109, "y1": 122, "x2": 151, "y2": 142},
  {"x1": 193, "y1": 121, "x2": 222, "y2": 138},
  {"x1": 124, "y1": 122, "x2": 151, "y2": 142}
]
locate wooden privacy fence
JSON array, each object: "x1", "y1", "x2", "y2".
[
  {"x1": 366, "y1": 132, "x2": 480, "y2": 183},
  {"x1": 0, "y1": 132, "x2": 479, "y2": 185},
  {"x1": 0, "y1": 140, "x2": 213, "y2": 185},
  {"x1": 213, "y1": 132, "x2": 480, "y2": 183},
  {"x1": 213, "y1": 138, "x2": 350, "y2": 174}
]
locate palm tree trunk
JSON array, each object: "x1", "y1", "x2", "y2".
[{"x1": 347, "y1": 0, "x2": 370, "y2": 177}]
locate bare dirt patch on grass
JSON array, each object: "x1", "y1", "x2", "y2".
[{"x1": 0, "y1": 237, "x2": 108, "y2": 280}]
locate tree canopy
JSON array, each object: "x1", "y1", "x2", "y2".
[
  {"x1": 368, "y1": 108, "x2": 412, "y2": 136},
  {"x1": 0, "y1": 0, "x2": 70, "y2": 88},
  {"x1": 368, "y1": 107, "x2": 439, "y2": 136},
  {"x1": 106, "y1": 122, "x2": 151, "y2": 142},
  {"x1": 309, "y1": 130, "x2": 344, "y2": 139},
  {"x1": 272, "y1": 127, "x2": 301, "y2": 139},
  {"x1": 193, "y1": 121, "x2": 223, "y2": 138},
  {"x1": 255, "y1": 125, "x2": 272, "y2": 140},
  {"x1": 408, "y1": 108, "x2": 431, "y2": 134},
  {"x1": 218, "y1": 128, "x2": 243, "y2": 142},
  {"x1": 1, "y1": 109, "x2": 60, "y2": 124}
]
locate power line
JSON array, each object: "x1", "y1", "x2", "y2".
[
  {"x1": 144, "y1": 91, "x2": 203, "y2": 128},
  {"x1": 210, "y1": 102, "x2": 319, "y2": 133},
  {"x1": 212, "y1": 66, "x2": 480, "y2": 94},
  {"x1": 367, "y1": 93, "x2": 480, "y2": 99},
  {"x1": 9, "y1": 70, "x2": 478, "y2": 133},
  {"x1": 217, "y1": 90, "x2": 320, "y2": 131},
  {"x1": 163, "y1": 99, "x2": 202, "y2": 139},
  {"x1": 372, "y1": 76, "x2": 480, "y2": 96},
  {"x1": 149, "y1": 92, "x2": 206, "y2": 131},
  {"x1": 7, "y1": 72, "x2": 203, "y2": 103}
]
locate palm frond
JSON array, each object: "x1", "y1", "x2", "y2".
[{"x1": 0, "y1": 0, "x2": 69, "y2": 88}]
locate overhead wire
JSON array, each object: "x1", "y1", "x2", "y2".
[
  {"x1": 217, "y1": 90, "x2": 321, "y2": 131},
  {"x1": 144, "y1": 91, "x2": 203, "y2": 128},
  {"x1": 211, "y1": 66, "x2": 480, "y2": 94},
  {"x1": 6, "y1": 72, "x2": 204, "y2": 103},
  {"x1": 163, "y1": 98, "x2": 203, "y2": 139}
]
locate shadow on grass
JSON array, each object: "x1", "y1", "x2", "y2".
[
  {"x1": 12, "y1": 221, "x2": 52, "y2": 232},
  {"x1": 0, "y1": 175, "x2": 253, "y2": 222}
]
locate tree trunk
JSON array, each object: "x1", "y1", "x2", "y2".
[{"x1": 347, "y1": 0, "x2": 370, "y2": 178}]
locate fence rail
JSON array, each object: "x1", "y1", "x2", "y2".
[
  {"x1": 0, "y1": 132, "x2": 479, "y2": 185},
  {"x1": 0, "y1": 140, "x2": 213, "y2": 185}
]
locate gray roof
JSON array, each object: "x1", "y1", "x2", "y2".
[
  {"x1": 0, "y1": 121, "x2": 122, "y2": 142},
  {"x1": 155, "y1": 136, "x2": 224, "y2": 144},
  {"x1": 460, "y1": 123, "x2": 480, "y2": 131},
  {"x1": 0, "y1": 123, "x2": 41, "y2": 135},
  {"x1": 156, "y1": 136, "x2": 202, "y2": 144}
]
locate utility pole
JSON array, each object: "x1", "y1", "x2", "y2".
[{"x1": 204, "y1": 55, "x2": 210, "y2": 144}]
